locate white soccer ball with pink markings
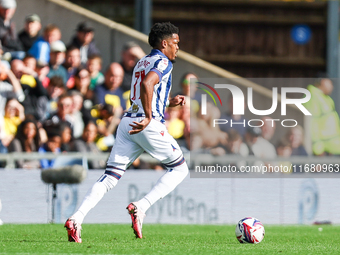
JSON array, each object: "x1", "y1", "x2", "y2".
[{"x1": 235, "y1": 217, "x2": 265, "y2": 244}]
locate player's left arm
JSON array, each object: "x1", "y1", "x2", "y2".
[{"x1": 168, "y1": 95, "x2": 186, "y2": 107}]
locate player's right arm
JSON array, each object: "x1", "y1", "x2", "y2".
[{"x1": 129, "y1": 71, "x2": 159, "y2": 135}]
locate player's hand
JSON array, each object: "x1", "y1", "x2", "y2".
[
  {"x1": 129, "y1": 117, "x2": 152, "y2": 135},
  {"x1": 169, "y1": 95, "x2": 186, "y2": 107}
]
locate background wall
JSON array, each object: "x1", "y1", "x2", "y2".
[
  {"x1": 0, "y1": 169, "x2": 338, "y2": 225},
  {"x1": 152, "y1": 0, "x2": 327, "y2": 79}
]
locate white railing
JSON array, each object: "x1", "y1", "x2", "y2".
[
  {"x1": 1, "y1": 152, "x2": 339, "y2": 172},
  {"x1": 0, "y1": 152, "x2": 158, "y2": 169}
]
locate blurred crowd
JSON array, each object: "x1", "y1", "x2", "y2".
[
  {"x1": 187, "y1": 75, "x2": 307, "y2": 170},
  {"x1": 0, "y1": 0, "x2": 150, "y2": 169},
  {"x1": 188, "y1": 76, "x2": 340, "y2": 173},
  {"x1": 0, "y1": 0, "x2": 338, "y2": 172}
]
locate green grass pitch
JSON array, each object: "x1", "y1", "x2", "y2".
[{"x1": 0, "y1": 224, "x2": 339, "y2": 254}]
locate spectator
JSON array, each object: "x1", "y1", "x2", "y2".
[
  {"x1": 188, "y1": 119, "x2": 203, "y2": 152},
  {"x1": 87, "y1": 54, "x2": 104, "y2": 91},
  {"x1": 2, "y1": 97, "x2": 25, "y2": 146},
  {"x1": 8, "y1": 119, "x2": 41, "y2": 168},
  {"x1": 120, "y1": 41, "x2": 145, "y2": 92},
  {"x1": 166, "y1": 106, "x2": 185, "y2": 140},
  {"x1": 63, "y1": 45, "x2": 81, "y2": 88},
  {"x1": 276, "y1": 138, "x2": 292, "y2": 158},
  {"x1": 28, "y1": 24, "x2": 61, "y2": 64},
  {"x1": 95, "y1": 103, "x2": 120, "y2": 137},
  {"x1": 0, "y1": 61, "x2": 23, "y2": 151},
  {"x1": 23, "y1": 55, "x2": 48, "y2": 89},
  {"x1": 60, "y1": 121, "x2": 72, "y2": 152},
  {"x1": 179, "y1": 96, "x2": 190, "y2": 125},
  {"x1": 18, "y1": 14, "x2": 41, "y2": 52},
  {"x1": 71, "y1": 120, "x2": 105, "y2": 169},
  {"x1": 178, "y1": 97, "x2": 192, "y2": 151},
  {"x1": 94, "y1": 62, "x2": 125, "y2": 114},
  {"x1": 47, "y1": 40, "x2": 68, "y2": 84},
  {"x1": 0, "y1": 41, "x2": 10, "y2": 69},
  {"x1": 71, "y1": 66, "x2": 93, "y2": 101},
  {"x1": 220, "y1": 95, "x2": 247, "y2": 137},
  {"x1": 177, "y1": 73, "x2": 201, "y2": 126},
  {"x1": 35, "y1": 60, "x2": 50, "y2": 88},
  {"x1": 196, "y1": 102, "x2": 228, "y2": 151},
  {"x1": 261, "y1": 116, "x2": 276, "y2": 142},
  {"x1": 0, "y1": 61, "x2": 24, "y2": 117},
  {"x1": 244, "y1": 126, "x2": 276, "y2": 159},
  {"x1": 11, "y1": 59, "x2": 48, "y2": 120},
  {"x1": 210, "y1": 129, "x2": 248, "y2": 168},
  {"x1": 179, "y1": 72, "x2": 200, "y2": 102},
  {"x1": 94, "y1": 103, "x2": 120, "y2": 152},
  {"x1": 286, "y1": 125, "x2": 308, "y2": 156},
  {"x1": 0, "y1": 0, "x2": 24, "y2": 60},
  {"x1": 41, "y1": 76, "x2": 65, "y2": 120},
  {"x1": 39, "y1": 127, "x2": 61, "y2": 169},
  {"x1": 44, "y1": 93, "x2": 74, "y2": 129},
  {"x1": 225, "y1": 129, "x2": 249, "y2": 157},
  {"x1": 23, "y1": 55, "x2": 37, "y2": 75},
  {"x1": 303, "y1": 78, "x2": 340, "y2": 156},
  {"x1": 70, "y1": 90, "x2": 84, "y2": 138},
  {"x1": 276, "y1": 138, "x2": 292, "y2": 173},
  {"x1": 68, "y1": 21, "x2": 100, "y2": 65},
  {"x1": 11, "y1": 59, "x2": 34, "y2": 80}
]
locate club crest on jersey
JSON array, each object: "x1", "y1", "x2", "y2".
[
  {"x1": 156, "y1": 58, "x2": 168, "y2": 72},
  {"x1": 160, "y1": 131, "x2": 164, "y2": 136},
  {"x1": 132, "y1": 104, "x2": 139, "y2": 113}
]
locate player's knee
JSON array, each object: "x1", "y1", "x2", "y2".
[
  {"x1": 172, "y1": 165, "x2": 189, "y2": 182},
  {"x1": 176, "y1": 162, "x2": 189, "y2": 177},
  {"x1": 163, "y1": 155, "x2": 189, "y2": 176},
  {"x1": 96, "y1": 173, "x2": 120, "y2": 191}
]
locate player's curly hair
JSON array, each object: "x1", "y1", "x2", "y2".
[{"x1": 148, "y1": 22, "x2": 179, "y2": 48}]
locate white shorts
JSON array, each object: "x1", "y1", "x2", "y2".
[{"x1": 106, "y1": 117, "x2": 183, "y2": 171}]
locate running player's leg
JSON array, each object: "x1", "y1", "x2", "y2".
[
  {"x1": 132, "y1": 119, "x2": 189, "y2": 213},
  {"x1": 69, "y1": 118, "x2": 144, "y2": 225}
]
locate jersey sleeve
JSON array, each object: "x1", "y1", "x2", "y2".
[{"x1": 149, "y1": 58, "x2": 172, "y2": 81}]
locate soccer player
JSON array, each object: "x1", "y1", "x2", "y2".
[{"x1": 65, "y1": 22, "x2": 189, "y2": 243}]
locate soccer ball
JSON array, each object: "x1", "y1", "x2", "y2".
[{"x1": 235, "y1": 217, "x2": 265, "y2": 244}]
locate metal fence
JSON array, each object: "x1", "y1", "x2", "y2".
[{"x1": 1, "y1": 152, "x2": 340, "y2": 175}]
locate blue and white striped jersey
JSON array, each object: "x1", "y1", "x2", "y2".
[{"x1": 128, "y1": 49, "x2": 173, "y2": 123}]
